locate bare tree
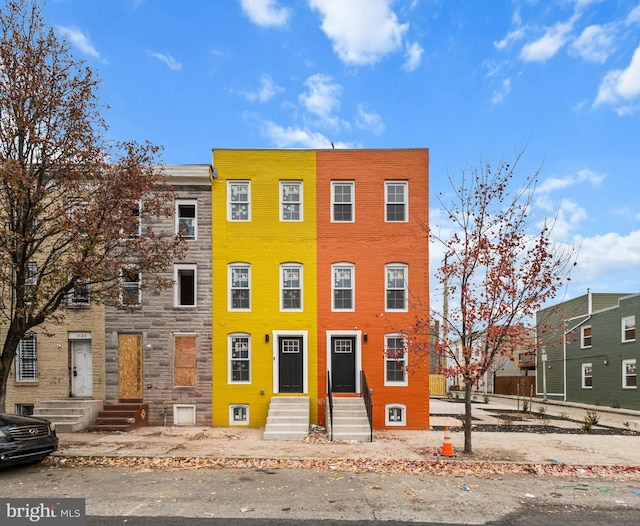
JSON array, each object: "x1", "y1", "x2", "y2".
[
  {"x1": 0, "y1": 0, "x2": 185, "y2": 411},
  {"x1": 407, "y1": 151, "x2": 576, "y2": 454}
]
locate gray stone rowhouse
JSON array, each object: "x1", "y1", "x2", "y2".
[{"x1": 105, "y1": 164, "x2": 213, "y2": 426}]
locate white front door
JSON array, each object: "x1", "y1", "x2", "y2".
[{"x1": 72, "y1": 340, "x2": 93, "y2": 397}]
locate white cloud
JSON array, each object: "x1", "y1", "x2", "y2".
[
  {"x1": 355, "y1": 104, "x2": 385, "y2": 134},
  {"x1": 570, "y1": 24, "x2": 614, "y2": 63},
  {"x1": 242, "y1": 74, "x2": 284, "y2": 102},
  {"x1": 402, "y1": 42, "x2": 423, "y2": 71},
  {"x1": 594, "y1": 44, "x2": 640, "y2": 112},
  {"x1": 626, "y1": 4, "x2": 640, "y2": 25},
  {"x1": 299, "y1": 73, "x2": 342, "y2": 118},
  {"x1": 491, "y1": 78, "x2": 512, "y2": 105},
  {"x1": 573, "y1": 230, "x2": 640, "y2": 282},
  {"x1": 57, "y1": 26, "x2": 100, "y2": 59},
  {"x1": 519, "y1": 17, "x2": 576, "y2": 63},
  {"x1": 550, "y1": 199, "x2": 588, "y2": 240},
  {"x1": 494, "y1": 28, "x2": 526, "y2": 51},
  {"x1": 240, "y1": 0, "x2": 290, "y2": 28},
  {"x1": 538, "y1": 168, "x2": 606, "y2": 194},
  {"x1": 262, "y1": 120, "x2": 354, "y2": 148},
  {"x1": 309, "y1": 0, "x2": 408, "y2": 65},
  {"x1": 148, "y1": 52, "x2": 182, "y2": 71}
]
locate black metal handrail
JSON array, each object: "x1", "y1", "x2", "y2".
[
  {"x1": 360, "y1": 370, "x2": 373, "y2": 442},
  {"x1": 327, "y1": 370, "x2": 334, "y2": 441}
]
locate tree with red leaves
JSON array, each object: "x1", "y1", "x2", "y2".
[
  {"x1": 409, "y1": 152, "x2": 576, "y2": 454},
  {"x1": 0, "y1": 1, "x2": 185, "y2": 411}
]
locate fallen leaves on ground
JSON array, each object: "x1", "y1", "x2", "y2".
[{"x1": 45, "y1": 455, "x2": 640, "y2": 480}]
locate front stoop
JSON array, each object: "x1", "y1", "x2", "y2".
[
  {"x1": 327, "y1": 397, "x2": 373, "y2": 442},
  {"x1": 87, "y1": 402, "x2": 149, "y2": 432},
  {"x1": 263, "y1": 396, "x2": 310, "y2": 440},
  {"x1": 33, "y1": 400, "x2": 104, "y2": 433}
]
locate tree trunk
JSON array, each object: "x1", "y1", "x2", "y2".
[
  {"x1": 463, "y1": 382, "x2": 473, "y2": 454},
  {"x1": 0, "y1": 334, "x2": 20, "y2": 414}
]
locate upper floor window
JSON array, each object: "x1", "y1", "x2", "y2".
[
  {"x1": 25, "y1": 262, "x2": 37, "y2": 302},
  {"x1": 581, "y1": 325, "x2": 592, "y2": 348},
  {"x1": 229, "y1": 264, "x2": 251, "y2": 311},
  {"x1": 121, "y1": 266, "x2": 141, "y2": 306},
  {"x1": 122, "y1": 200, "x2": 142, "y2": 238},
  {"x1": 332, "y1": 264, "x2": 354, "y2": 311},
  {"x1": 582, "y1": 363, "x2": 593, "y2": 388},
  {"x1": 622, "y1": 315, "x2": 636, "y2": 343},
  {"x1": 228, "y1": 181, "x2": 250, "y2": 221},
  {"x1": 16, "y1": 335, "x2": 38, "y2": 382},
  {"x1": 68, "y1": 277, "x2": 90, "y2": 307},
  {"x1": 176, "y1": 200, "x2": 197, "y2": 240},
  {"x1": 331, "y1": 181, "x2": 354, "y2": 222},
  {"x1": 385, "y1": 181, "x2": 408, "y2": 222},
  {"x1": 281, "y1": 181, "x2": 302, "y2": 221},
  {"x1": 385, "y1": 264, "x2": 408, "y2": 311},
  {"x1": 384, "y1": 334, "x2": 408, "y2": 385},
  {"x1": 281, "y1": 264, "x2": 303, "y2": 311},
  {"x1": 175, "y1": 264, "x2": 197, "y2": 307},
  {"x1": 229, "y1": 334, "x2": 251, "y2": 383},
  {"x1": 623, "y1": 359, "x2": 637, "y2": 389}
]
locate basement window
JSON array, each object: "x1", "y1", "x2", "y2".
[
  {"x1": 229, "y1": 404, "x2": 249, "y2": 425},
  {"x1": 385, "y1": 404, "x2": 406, "y2": 426}
]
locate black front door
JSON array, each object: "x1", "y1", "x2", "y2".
[
  {"x1": 331, "y1": 336, "x2": 356, "y2": 392},
  {"x1": 279, "y1": 337, "x2": 303, "y2": 393}
]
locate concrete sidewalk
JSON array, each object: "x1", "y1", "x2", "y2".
[{"x1": 52, "y1": 397, "x2": 640, "y2": 468}]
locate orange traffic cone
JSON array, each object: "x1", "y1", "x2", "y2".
[{"x1": 441, "y1": 426, "x2": 454, "y2": 457}]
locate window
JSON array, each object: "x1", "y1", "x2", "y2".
[
  {"x1": 121, "y1": 266, "x2": 141, "y2": 306},
  {"x1": 230, "y1": 405, "x2": 249, "y2": 425},
  {"x1": 331, "y1": 181, "x2": 354, "y2": 222},
  {"x1": 385, "y1": 264, "x2": 408, "y2": 311},
  {"x1": 582, "y1": 363, "x2": 593, "y2": 388},
  {"x1": 16, "y1": 335, "x2": 38, "y2": 382},
  {"x1": 229, "y1": 264, "x2": 250, "y2": 311},
  {"x1": 385, "y1": 181, "x2": 408, "y2": 222},
  {"x1": 386, "y1": 404, "x2": 406, "y2": 426},
  {"x1": 228, "y1": 181, "x2": 250, "y2": 221},
  {"x1": 281, "y1": 181, "x2": 302, "y2": 221},
  {"x1": 623, "y1": 359, "x2": 637, "y2": 389},
  {"x1": 175, "y1": 264, "x2": 197, "y2": 307},
  {"x1": 281, "y1": 264, "x2": 302, "y2": 311},
  {"x1": 173, "y1": 404, "x2": 196, "y2": 425},
  {"x1": 176, "y1": 200, "x2": 197, "y2": 240},
  {"x1": 122, "y1": 200, "x2": 142, "y2": 238},
  {"x1": 229, "y1": 334, "x2": 250, "y2": 383},
  {"x1": 68, "y1": 277, "x2": 90, "y2": 306},
  {"x1": 174, "y1": 334, "x2": 197, "y2": 387},
  {"x1": 15, "y1": 404, "x2": 34, "y2": 416},
  {"x1": 332, "y1": 264, "x2": 354, "y2": 311},
  {"x1": 25, "y1": 262, "x2": 37, "y2": 302},
  {"x1": 385, "y1": 334, "x2": 408, "y2": 385},
  {"x1": 622, "y1": 316, "x2": 636, "y2": 343},
  {"x1": 581, "y1": 326, "x2": 592, "y2": 348}
]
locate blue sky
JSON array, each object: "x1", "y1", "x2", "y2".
[{"x1": 43, "y1": 0, "x2": 640, "y2": 307}]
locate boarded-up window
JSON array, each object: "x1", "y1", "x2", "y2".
[{"x1": 174, "y1": 335, "x2": 197, "y2": 386}]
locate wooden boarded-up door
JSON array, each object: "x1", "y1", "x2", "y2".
[
  {"x1": 118, "y1": 334, "x2": 143, "y2": 401},
  {"x1": 174, "y1": 335, "x2": 197, "y2": 386}
]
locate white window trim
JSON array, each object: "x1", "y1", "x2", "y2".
[
  {"x1": 174, "y1": 264, "x2": 197, "y2": 308},
  {"x1": 622, "y1": 315, "x2": 636, "y2": 343},
  {"x1": 120, "y1": 266, "x2": 141, "y2": 307},
  {"x1": 331, "y1": 181, "x2": 355, "y2": 223},
  {"x1": 121, "y1": 199, "x2": 142, "y2": 239},
  {"x1": 384, "y1": 334, "x2": 408, "y2": 386},
  {"x1": 228, "y1": 263, "x2": 251, "y2": 312},
  {"x1": 68, "y1": 277, "x2": 90, "y2": 307},
  {"x1": 16, "y1": 335, "x2": 38, "y2": 382},
  {"x1": 229, "y1": 404, "x2": 250, "y2": 425},
  {"x1": 173, "y1": 404, "x2": 196, "y2": 426},
  {"x1": 228, "y1": 333, "x2": 251, "y2": 384},
  {"x1": 384, "y1": 181, "x2": 408, "y2": 223},
  {"x1": 280, "y1": 263, "x2": 303, "y2": 312},
  {"x1": 581, "y1": 362, "x2": 593, "y2": 389},
  {"x1": 280, "y1": 181, "x2": 303, "y2": 222},
  {"x1": 331, "y1": 263, "x2": 355, "y2": 312},
  {"x1": 175, "y1": 199, "x2": 198, "y2": 240},
  {"x1": 581, "y1": 325, "x2": 592, "y2": 349},
  {"x1": 622, "y1": 359, "x2": 637, "y2": 389},
  {"x1": 385, "y1": 263, "x2": 408, "y2": 312},
  {"x1": 227, "y1": 180, "x2": 251, "y2": 222},
  {"x1": 385, "y1": 403, "x2": 407, "y2": 426}
]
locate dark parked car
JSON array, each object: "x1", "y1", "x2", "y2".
[{"x1": 0, "y1": 413, "x2": 58, "y2": 468}]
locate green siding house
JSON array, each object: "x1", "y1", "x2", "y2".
[{"x1": 536, "y1": 292, "x2": 638, "y2": 409}]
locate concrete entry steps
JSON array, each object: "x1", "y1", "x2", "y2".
[
  {"x1": 263, "y1": 396, "x2": 310, "y2": 440},
  {"x1": 33, "y1": 400, "x2": 103, "y2": 433},
  {"x1": 329, "y1": 396, "x2": 372, "y2": 442}
]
